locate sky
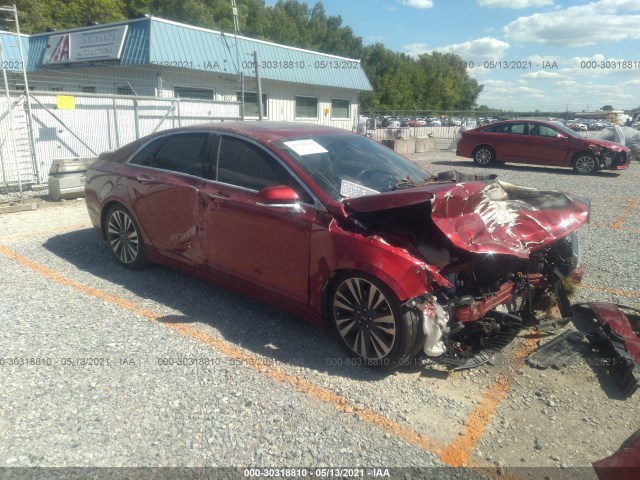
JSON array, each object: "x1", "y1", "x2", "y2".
[{"x1": 269, "y1": 0, "x2": 640, "y2": 112}]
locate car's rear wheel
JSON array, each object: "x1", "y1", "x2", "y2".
[
  {"x1": 473, "y1": 146, "x2": 495, "y2": 166},
  {"x1": 105, "y1": 205, "x2": 147, "y2": 269},
  {"x1": 573, "y1": 153, "x2": 597, "y2": 174},
  {"x1": 329, "y1": 273, "x2": 422, "y2": 369}
]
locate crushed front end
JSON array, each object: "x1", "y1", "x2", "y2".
[
  {"x1": 345, "y1": 178, "x2": 590, "y2": 369},
  {"x1": 415, "y1": 230, "x2": 583, "y2": 369}
]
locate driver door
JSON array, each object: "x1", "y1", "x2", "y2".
[{"x1": 201, "y1": 134, "x2": 317, "y2": 306}]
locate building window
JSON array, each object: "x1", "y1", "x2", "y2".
[
  {"x1": 116, "y1": 84, "x2": 135, "y2": 95},
  {"x1": 81, "y1": 86, "x2": 96, "y2": 93},
  {"x1": 174, "y1": 86, "x2": 214, "y2": 100},
  {"x1": 238, "y1": 91, "x2": 268, "y2": 118},
  {"x1": 295, "y1": 96, "x2": 318, "y2": 119},
  {"x1": 50, "y1": 85, "x2": 63, "y2": 92},
  {"x1": 331, "y1": 99, "x2": 350, "y2": 119}
]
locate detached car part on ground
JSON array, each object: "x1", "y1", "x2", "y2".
[
  {"x1": 85, "y1": 122, "x2": 589, "y2": 370},
  {"x1": 456, "y1": 119, "x2": 631, "y2": 174}
]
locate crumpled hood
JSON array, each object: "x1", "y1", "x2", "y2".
[
  {"x1": 584, "y1": 138, "x2": 630, "y2": 152},
  {"x1": 344, "y1": 180, "x2": 590, "y2": 258}
]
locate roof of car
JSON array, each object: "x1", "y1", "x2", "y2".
[{"x1": 159, "y1": 121, "x2": 351, "y2": 143}]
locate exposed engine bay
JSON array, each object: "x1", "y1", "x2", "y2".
[{"x1": 344, "y1": 176, "x2": 588, "y2": 369}]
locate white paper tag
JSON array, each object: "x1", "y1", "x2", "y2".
[
  {"x1": 340, "y1": 180, "x2": 380, "y2": 198},
  {"x1": 283, "y1": 139, "x2": 328, "y2": 156}
]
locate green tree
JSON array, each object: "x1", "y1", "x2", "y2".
[{"x1": 16, "y1": 0, "x2": 126, "y2": 32}]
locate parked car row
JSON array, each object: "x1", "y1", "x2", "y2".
[
  {"x1": 565, "y1": 119, "x2": 609, "y2": 131},
  {"x1": 365, "y1": 116, "x2": 468, "y2": 129}
]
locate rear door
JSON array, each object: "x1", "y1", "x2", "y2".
[
  {"x1": 201, "y1": 134, "x2": 317, "y2": 306},
  {"x1": 126, "y1": 131, "x2": 214, "y2": 266},
  {"x1": 493, "y1": 122, "x2": 528, "y2": 162}
]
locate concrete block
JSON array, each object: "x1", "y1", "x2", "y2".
[{"x1": 415, "y1": 137, "x2": 437, "y2": 153}]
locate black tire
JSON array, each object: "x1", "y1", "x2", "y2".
[
  {"x1": 328, "y1": 272, "x2": 422, "y2": 369},
  {"x1": 572, "y1": 153, "x2": 597, "y2": 174},
  {"x1": 104, "y1": 204, "x2": 148, "y2": 269},
  {"x1": 473, "y1": 146, "x2": 495, "y2": 167}
]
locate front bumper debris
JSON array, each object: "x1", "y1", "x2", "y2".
[
  {"x1": 525, "y1": 303, "x2": 639, "y2": 398},
  {"x1": 584, "y1": 303, "x2": 640, "y2": 397}
]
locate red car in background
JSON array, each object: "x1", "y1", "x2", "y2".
[
  {"x1": 86, "y1": 122, "x2": 589, "y2": 369},
  {"x1": 456, "y1": 119, "x2": 631, "y2": 174}
]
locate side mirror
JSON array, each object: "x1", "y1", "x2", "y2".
[
  {"x1": 556, "y1": 133, "x2": 568, "y2": 139},
  {"x1": 256, "y1": 185, "x2": 302, "y2": 211}
]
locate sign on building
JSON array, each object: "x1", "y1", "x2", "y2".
[{"x1": 43, "y1": 25, "x2": 128, "y2": 65}]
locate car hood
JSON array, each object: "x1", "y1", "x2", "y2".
[
  {"x1": 582, "y1": 137, "x2": 630, "y2": 152},
  {"x1": 343, "y1": 180, "x2": 590, "y2": 258}
]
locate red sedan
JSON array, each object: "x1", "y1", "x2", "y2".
[
  {"x1": 456, "y1": 119, "x2": 631, "y2": 174},
  {"x1": 86, "y1": 122, "x2": 589, "y2": 369}
]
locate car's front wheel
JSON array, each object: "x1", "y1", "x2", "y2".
[
  {"x1": 328, "y1": 273, "x2": 422, "y2": 369},
  {"x1": 573, "y1": 153, "x2": 597, "y2": 174},
  {"x1": 473, "y1": 146, "x2": 495, "y2": 167},
  {"x1": 105, "y1": 204, "x2": 148, "y2": 269}
]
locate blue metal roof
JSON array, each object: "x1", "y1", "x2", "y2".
[
  {"x1": 149, "y1": 18, "x2": 372, "y2": 91},
  {"x1": 23, "y1": 17, "x2": 372, "y2": 91},
  {"x1": 0, "y1": 31, "x2": 28, "y2": 72}
]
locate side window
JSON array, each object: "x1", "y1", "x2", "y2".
[
  {"x1": 498, "y1": 123, "x2": 526, "y2": 134},
  {"x1": 153, "y1": 133, "x2": 210, "y2": 176},
  {"x1": 129, "y1": 137, "x2": 166, "y2": 167},
  {"x1": 538, "y1": 125, "x2": 559, "y2": 137},
  {"x1": 217, "y1": 136, "x2": 313, "y2": 204}
]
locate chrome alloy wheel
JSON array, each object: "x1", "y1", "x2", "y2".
[
  {"x1": 574, "y1": 154, "x2": 596, "y2": 174},
  {"x1": 474, "y1": 147, "x2": 493, "y2": 165},
  {"x1": 107, "y1": 209, "x2": 140, "y2": 264},
  {"x1": 332, "y1": 277, "x2": 397, "y2": 360}
]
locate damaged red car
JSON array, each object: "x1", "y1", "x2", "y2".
[
  {"x1": 86, "y1": 122, "x2": 590, "y2": 368},
  {"x1": 456, "y1": 119, "x2": 631, "y2": 174}
]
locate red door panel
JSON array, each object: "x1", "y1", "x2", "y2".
[
  {"x1": 523, "y1": 123, "x2": 570, "y2": 166},
  {"x1": 201, "y1": 182, "x2": 315, "y2": 305},
  {"x1": 128, "y1": 170, "x2": 207, "y2": 265}
]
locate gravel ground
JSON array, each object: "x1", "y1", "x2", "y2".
[{"x1": 0, "y1": 145, "x2": 639, "y2": 479}]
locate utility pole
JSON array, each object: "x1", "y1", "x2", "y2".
[
  {"x1": 254, "y1": 51, "x2": 263, "y2": 120},
  {"x1": 231, "y1": 0, "x2": 244, "y2": 120}
]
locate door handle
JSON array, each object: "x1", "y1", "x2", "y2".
[{"x1": 136, "y1": 175, "x2": 154, "y2": 185}]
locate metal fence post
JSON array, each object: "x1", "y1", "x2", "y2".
[
  {"x1": 133, "y1": 99, "x2": 141, "y2": 139},
  {"x1": 112, "y1": 97, "x2": 121, "y2": 148}
]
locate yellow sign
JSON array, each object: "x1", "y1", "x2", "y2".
[{"x1": 57, "y1": 95, "x2": 75, "y2": 110}]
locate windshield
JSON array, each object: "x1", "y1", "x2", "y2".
[
  {"x1": 274, "y1": 134, "x2": 432, "y2": 200},
  {"x1": 551, "y1": 121, "x2": 579, "y2": 138}
]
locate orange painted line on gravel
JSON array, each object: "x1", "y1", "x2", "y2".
[
  {"x1": 590, "y1": 223, "x2": 640, "y2": 234},
  {"x1": 440, "y1": 334, "x2": 543, "y2": 468},
  {"x1": 611, "y1": 196, "x2": 638, "y2": 230},
  {"x1": 0, "y1": 244, "x2": 161, "y2": 319},
  {"x1": 0, "y1": 223, "x2": 93, "y2": 243},
  {"x1": 0, "y1": 245, "x2": 446, "y2": 459},
  {"x1": 580, "y1": 283, "x2": 640, "y2": 300}
]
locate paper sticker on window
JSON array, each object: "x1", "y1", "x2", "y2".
[
  {"x1": 283, "y1": 139, "x2": 328, "y2": 156},
  {"x1": 340, "y1": 180, "x2": 380, "y2": 198}
]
